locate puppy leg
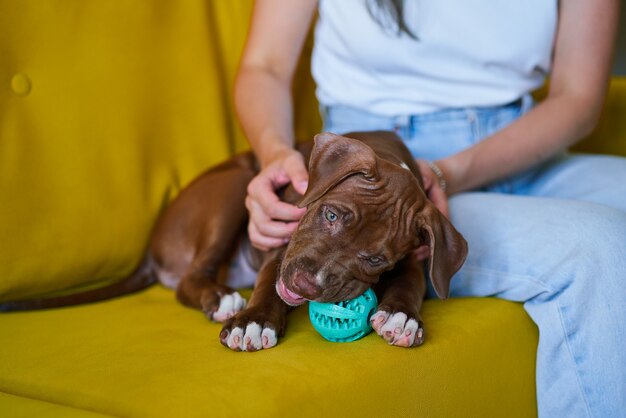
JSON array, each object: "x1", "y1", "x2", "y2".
[
  {"x1": 176, "y1": 258, "x2": 247, "y2": 322},
  {"x1": 169, "y1": 163, "x2": 255, "y2": 322},
  {"x1": 220, "y1": 253, "x2": 290, "y2": 352},
  {"x1": 371, "y1": 256, "x2": 427, "y2": 347}
]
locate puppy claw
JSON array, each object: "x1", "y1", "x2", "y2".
[
  {"x1": 224, "y1": 327, "x2": 244, "y2": 351},
  {"x1": 372, "y1": 310, "x2": 424, "y2": 347},
  {"x1": 261, "y1": 327, "x2": 278, "y2": 349},
  {"x1": 370, "y1": 311, "x2": 390, "y2": 333}
]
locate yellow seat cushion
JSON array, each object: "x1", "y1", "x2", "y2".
[
  {"x1": 0, "y1": 393, "x2": 111, "y2": 418},
  {"x1": 0, "y1": 289, "x2": 538, "y2": 417}
]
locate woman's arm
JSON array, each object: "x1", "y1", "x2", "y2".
[
  {"x1": 437, "y1": 0, "x2": 620, "y2": 194},
  {"x1": 234, "y1": 0, "x2": 318, "y2": 250},
  {"x1": 235, "y1": 0, "x2": 317, "y2": 167}
]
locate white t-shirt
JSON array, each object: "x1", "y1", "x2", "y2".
[{"x1": 312, "y1": 0, "x2": 557, "y2": 116}]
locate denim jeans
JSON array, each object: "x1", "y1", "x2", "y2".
[{"x1": 321, "y1": 98, "x2": 626, "y2": 418}]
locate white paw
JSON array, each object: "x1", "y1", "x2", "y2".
[
  {"x1": 222, "y1": 322, "x2": 278, "y2": 352},
  {"x1": 370, "y1": 311, "x2": 424, "y2": 347},
  {"x1": 211, "y1": 292, "x2": 247, "y2": 322}
]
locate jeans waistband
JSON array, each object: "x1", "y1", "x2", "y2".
[
  {"x1": 389, "y1": 95, "x2": 532, "y2": 128},
  {"x1": 321, "y1": 94, "x2": 533, "y2": 129}
]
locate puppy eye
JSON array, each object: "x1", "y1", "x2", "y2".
[
  {"x1": 367, "y1": 256, "x2": 383, "y2": 266},
  {"x1": 325, "y1": 210, "x2": 338, "y2": 222}
]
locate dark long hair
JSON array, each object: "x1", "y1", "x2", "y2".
[{"x1": 366, "y1": 0, "x2": 418, "y2": 39}]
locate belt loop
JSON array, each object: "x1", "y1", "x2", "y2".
[
  {"x1": 520, "y1": 93, "x2": 535, "y2": 114},
  {"x1": 393, "y1": 114, "x2": 410, "y2": 133},
  {"x1": 467, "y1": 108, "x2": 480, "y2": 140},
  {"x1": 466, "y1": 109, "x2": 477, "y2": 123}
]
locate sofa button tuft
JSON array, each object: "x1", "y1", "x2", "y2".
[{"x1": 11, "y1": 73, "x2": 32, "y2": 96}]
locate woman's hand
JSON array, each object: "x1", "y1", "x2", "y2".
[
  {"x1": 245, "y1": 149, "x2": 309, "y2": 251},
  {"x1": 416, "y1": 159, "x2": 449, "y2": 218}
]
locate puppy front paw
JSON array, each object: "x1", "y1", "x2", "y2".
[
  {"x1": 370, "y1": 310, "x2": 425, "y2": 347},
  {"x1": 219, "y1": 308, "x2": 285, "y2": 352}
]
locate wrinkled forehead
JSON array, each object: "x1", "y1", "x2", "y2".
[{"x1": 323, "y1": 165, "x2": 423, "y2": 204}]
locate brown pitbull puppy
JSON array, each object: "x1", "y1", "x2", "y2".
[{"x1": 0, "y1": 131, "x2": 467, "y2": 352}]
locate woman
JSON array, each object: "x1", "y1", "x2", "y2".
[{"x1": 234, "y1": 1, "x2": 625, "y2": 416}]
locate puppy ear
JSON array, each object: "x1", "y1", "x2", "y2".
[
  {"x1": 418, "y1": 204, "x2": 468, "y2": 299},
  {"x1": 298, "y1": 132, "x2": 378, "y2": 207}
]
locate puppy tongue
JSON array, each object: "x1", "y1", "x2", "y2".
[{"x1": 277, "y1": 279, "x2": 307, "y2": 306}]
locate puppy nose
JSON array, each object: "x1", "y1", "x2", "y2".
[{"x1": 293, "y1": 272, "x2": 322, "y2": 299}]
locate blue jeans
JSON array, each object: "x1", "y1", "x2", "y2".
[{"x1": 321, "y1": 98, "x2": 626, "y2": 418}]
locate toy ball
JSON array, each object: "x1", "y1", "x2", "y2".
[{"x1": 308, "y1": 288, "x2": 378, "y2": 342}]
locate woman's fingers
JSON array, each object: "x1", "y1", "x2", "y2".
[{"x1": 245, "y1": 153, "x2": 309, "y2": 250}]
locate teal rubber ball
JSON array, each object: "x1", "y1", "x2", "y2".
[{"x1": 308, "y1": 288, "x2": 378, "y2": 342}]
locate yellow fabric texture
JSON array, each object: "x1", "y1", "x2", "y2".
[
  {"x1": 0, "y1": 289, "x2": 538, "y2": 418},
  {"x1": 0, "y1": 0, "x2": 319, "y2": 301},
  {"x1": 1, "y1": 0, "x2": 624, "y2": 416},
  {"x1": 0, "y1": 393, "x2": 110, "y2": 418}
]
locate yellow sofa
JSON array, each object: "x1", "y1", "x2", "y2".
[{"x1": 1, "y1": 2, "x2": 624, "y2": 416}]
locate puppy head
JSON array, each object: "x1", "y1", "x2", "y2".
[{"x1": 276, "y1": 133, "x2": 467, "y2": 306}]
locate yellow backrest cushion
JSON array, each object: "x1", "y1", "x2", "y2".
[{"x1": 0, "y1": 0, "x2": 319, "y2": 301}]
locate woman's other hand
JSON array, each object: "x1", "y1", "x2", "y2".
[{"x1": 416, "y1": 159, "x2": 449, "y2": 218}]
